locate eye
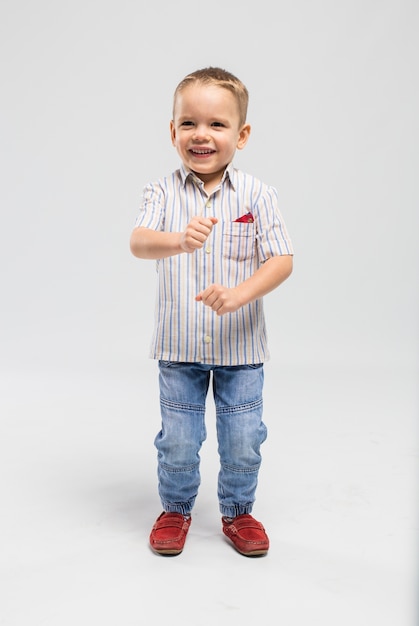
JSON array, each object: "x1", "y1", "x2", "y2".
[
  {"x1": 181, "y1": 120, "x2": 194, "y2": 127},
  {"x1": 211, "y1": 121, "x2": 225, "y2": 127}
]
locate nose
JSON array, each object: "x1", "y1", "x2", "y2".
[{"x1": 193, "y1": 124, "x2": 210, "y2": 141}]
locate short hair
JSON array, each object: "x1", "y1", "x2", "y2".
[{"x1": 173, "y1": 67, "x2": 249, "y2": 126}]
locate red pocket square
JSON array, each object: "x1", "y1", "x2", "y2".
[{"x1": 234, "y1": 212, "x2": 254, "y2": 223}]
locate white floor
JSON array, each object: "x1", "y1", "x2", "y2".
[{"x1": 1, "y1": 360, "x2": 417, "y2": 626}]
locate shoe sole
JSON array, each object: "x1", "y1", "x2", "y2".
[
  {"x1": 236, "y1": 548, "x2": 268, "y2": 557},
  {"x1": 227, "y1": 542, "x2": 268, "y2": 557},
  {"x1": 151, "y1": 548, "x2": 183, "y2": 556}
]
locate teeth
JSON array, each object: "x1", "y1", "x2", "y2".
[{"x1": 192, "y1": 149, "x2": 212, "y2": 154}]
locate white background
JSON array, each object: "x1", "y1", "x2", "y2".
[{"x1": 1, "y1": 1, "x2": 418, "y2": 624}]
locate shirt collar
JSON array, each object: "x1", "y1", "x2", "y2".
[{"x1": 179, "y1": 162, "x2": 237, "y2": 191}]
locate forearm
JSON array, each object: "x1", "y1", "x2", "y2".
[
  {"x1": 130, "y1": 227, "x2": 183, "y2": 259},
  {"x1": 236, "y1": 254, "x2": 293, "y2": 306}
]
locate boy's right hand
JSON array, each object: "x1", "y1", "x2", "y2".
[{"x1": 180, "y1": 216, "x2": 218, "y2": 253}]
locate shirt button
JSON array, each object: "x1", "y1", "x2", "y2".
[
  {"x1": 206, "y1": 201, "x2": 211, "y2": 208},
  {"x1": 205, "y1": 246, "x2": 211, "y2": 254},
  {"x1": 204, "y1": 335, "x2": 212, "y2": 344}
]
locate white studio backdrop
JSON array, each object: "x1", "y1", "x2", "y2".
[{"x1": 0, "y1": 2, "x2": 418, "y2": 625}]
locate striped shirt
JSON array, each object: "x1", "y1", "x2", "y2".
[{"x1": 134, "y1": 163, "x2": 294, "y2": 365}]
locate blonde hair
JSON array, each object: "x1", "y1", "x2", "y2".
[{"x1": 173, "y1": 67, "x2": 249, "y2": 127}]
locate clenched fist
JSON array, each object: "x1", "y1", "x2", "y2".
[
  {"x1": 180, "y1": 216, "x2": 218, "y2": 253},
  {"x1": 196, "y1": 284, "x2": 243, "y2": 316}
]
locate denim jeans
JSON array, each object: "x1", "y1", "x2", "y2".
[{"x1": 155, "y1": 361, "x2": 267, "y2": 518}]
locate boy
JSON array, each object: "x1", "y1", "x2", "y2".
[{"x1": 130, "y1": 67, "x2": 293, "y2": 556}]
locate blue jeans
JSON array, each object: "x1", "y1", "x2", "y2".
[{"x1": 155, "y1": 361, "x2": 267, "y2": 518}]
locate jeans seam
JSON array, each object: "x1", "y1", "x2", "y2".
[
  {"x1": 216, "y1": 398, "x2": 263, "y2": 414},
  {"x1": 221, "y1": 462, "x2": 261, "y2": 474},
  {"x1": 160, "y1": 397, "x2": 205, "y2": 413},
  {"x1": 160, "y1": 461, "x2": 200, "y2": 473}
]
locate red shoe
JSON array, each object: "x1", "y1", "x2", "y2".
[
  {"x1": 149, "y1": 512, "x2": 192, "y2": 555},
  {"x1": 222, "y1": 514, "x2": 269, "y2": 556}
]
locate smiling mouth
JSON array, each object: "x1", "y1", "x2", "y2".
[{"x1": 190, "y1": 148, "x2": 215, "y2": 156}]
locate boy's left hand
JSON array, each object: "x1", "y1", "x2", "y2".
[{"x1": 195, "y1": 284, "x2": 242, "y2": 316}]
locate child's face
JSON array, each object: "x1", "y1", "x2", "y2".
[{"x1": 170, "y1": 83, "x2": 250, "y2": 190}]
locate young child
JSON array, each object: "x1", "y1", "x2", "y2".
[{"x1": 130, "y1": 67, "x2": 293, "y2": 557}]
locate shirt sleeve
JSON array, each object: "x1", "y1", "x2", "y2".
[
  {"x1": 254, "y1": 185, "x2": 294, "y2": 261},
  {"x1": 134, "y1": 181, "x2": 165, "y2": 231}
]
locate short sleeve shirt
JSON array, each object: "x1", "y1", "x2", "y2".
[{"x1": 134, "y1": 163, "x2": 294, "y2": 365}]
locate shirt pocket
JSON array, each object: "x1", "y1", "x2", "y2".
[{"x1": 222, "y1": 222, "x2": 256, "y2": 261}]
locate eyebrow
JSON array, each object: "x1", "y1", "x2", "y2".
[{"x1": 177, "y1": 115, "x2": 231, "y2": 125}]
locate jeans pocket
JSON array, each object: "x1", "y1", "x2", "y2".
[
  {"x1": 158, "y1": 360, "x2": 175, "y2": 368},
  {"x1": 159, "y1": 360, "x2": 191, "y2": 369}
]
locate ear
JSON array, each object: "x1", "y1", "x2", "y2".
[
  {"x1": 237, "y1": 123, "x2": 251, "y2": 150},
  {"x1": 170, "y1": 120, "x2": 176, "y2": 146}
]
